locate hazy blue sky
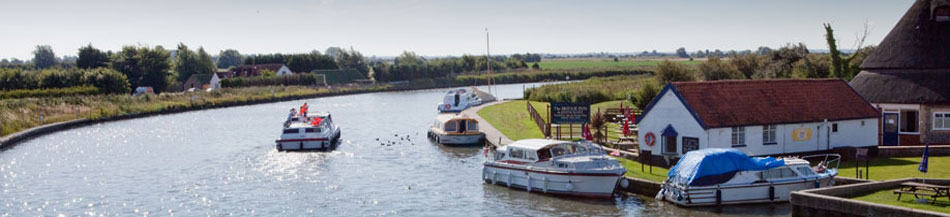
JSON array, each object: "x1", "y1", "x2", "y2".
[{"x1": 0, "y1": 0, "x2": 912, "y2": 59}]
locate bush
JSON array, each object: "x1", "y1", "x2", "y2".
[
  {"x1": 655, "y1": 60, "x2": 695, "y2": 84},
  {"x1": 0, "y1": 67, "x2": 129, "y2": 94},
  {"x1": 0, "y1": 86, "x2": 100, "y2": 99},
  {"x1": 221, "y1": 73, "x2": 325, "y2": 88}
]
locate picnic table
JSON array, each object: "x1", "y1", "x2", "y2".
[{"x1": 893, "y1": 182, "x2": 950, "y2": 204}]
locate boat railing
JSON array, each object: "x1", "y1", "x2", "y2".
[{"x1": 801, "y1": 153, "x2": 841, "y2": 171}]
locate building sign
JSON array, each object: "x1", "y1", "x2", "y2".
[
  {"x1": 551, "y1": 103, "x2": 590, "y2": 124},
  {"x1": 792, "y1": 128, "x2": 813, "y2": 142}
]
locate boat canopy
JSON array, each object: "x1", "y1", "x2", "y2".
[{"x1": 668, "y1": 148, "x2": 785, "y2": 186}]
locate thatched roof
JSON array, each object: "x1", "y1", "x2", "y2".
[
  {"x1": 860, "y1": 0, "x2": 950, "y2": 70},
  {"x1": 851, "y1": 0, "x2": 950, "y2": 104}
]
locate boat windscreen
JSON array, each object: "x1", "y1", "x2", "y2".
[{"x1": 283, "y1": 129, "x2": 299, "y2": 134}]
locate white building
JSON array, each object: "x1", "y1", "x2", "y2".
[{"x1": 636, "y1": 79, "x2": 880, "y2": 166}]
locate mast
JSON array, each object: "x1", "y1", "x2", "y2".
[{"x1": 486, "y1": 28, "x2": 492, "y2": 95}]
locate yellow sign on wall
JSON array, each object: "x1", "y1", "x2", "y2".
[{"x1": 792, "y1": 128, "x2": 812, "y2": 142}]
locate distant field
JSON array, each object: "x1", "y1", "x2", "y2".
[{"x1": 535, "y1": 59, "x2": 701, "y2": 70}]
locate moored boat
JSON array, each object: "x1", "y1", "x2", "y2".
[
  {"x1": 658, "y1": 148, "x2": 839, "y2": 206},
  {"x1": 482, "y1": 139, "x2": 626, "y2": 198},
  {"x1": 276, "y1": 112, "x2": 341, "y2": 151},
  {"x1": 428, "y1": 114, "x2": 485, "y2": 146},
  {"x1": 437, "y1": 87, "x2": 494, "y2": 112}
]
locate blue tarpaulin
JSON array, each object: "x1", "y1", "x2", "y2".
[{"x1": 668, "y1": 148, "x2": 785, "y2": 186}]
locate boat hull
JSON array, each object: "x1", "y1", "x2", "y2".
[
  {"x1": 482, "y1": 163, "x2": 622, "y2": 198},
  {"x1": 430, "y1": 131, "x2": 484, "y2": 146},
  {"x1": 276, "y1": 129, "x2": 340, "y2": 151},
  {"x1": 660, "y1": 176, "x2": 835, "y2": 206}
]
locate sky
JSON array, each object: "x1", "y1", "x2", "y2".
[{"x1": 0, "y1": 0, "x2": 913, "y2": 60}]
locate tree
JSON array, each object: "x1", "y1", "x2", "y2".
[
  {"x1": 730, "y1": 54, "x2": 761, "y2": 79},
  {"x1": 655, "y1": 60, "x2": 694, "y2": 84},
  {"x1": 824, "y1": 23, "x2": 869, "y2": 80},
  {"x1": 675, "y1": 47, "x2": 690, "y2": 58},
  {"x1": 531, "y1": 62, "x2": 540, "y2": 70},
  {"x1": 635, "y1": 80, "x2": 659, "y2": 110},
  {"x1": 196, "y1": 47, "x2": 216, "y2": 75},
  {"x1": 335, "y1": 48, "x2": 369, "y2": 77},
  {"x1": 33, "y1": 45, "x2": 57, "y2": 69},
  {"x1": 216, "y1": 49, "x2": 242, "y2": 69},
  {"x1": 173, "y1": 43, "x2": 199, "y2": 83},
  {"x1": 698, "y1": 56, "x2": 740, "y2": 81},
  {"x1": 113, "y1": 45, "x2": 171, "y2": 93},
  {"x1": 77, "y1": 44, "x2": 110, "y2": 69},
  {"x1": 324, "y1": 47, "x2": 344, "y2": 59}
]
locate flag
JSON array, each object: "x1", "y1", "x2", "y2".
[
  {"x1": 583, "y1": 124, "x2": 593, "y2": 141},
  {"x1": 919, "y1": 143, "x2": 929, "y2": 173}
]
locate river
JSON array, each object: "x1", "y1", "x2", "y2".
[{"x1": 0, "y1": 82, "x2": 790, "y2": 216}]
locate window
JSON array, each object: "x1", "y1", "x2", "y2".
[
  {"x1": 761, "y1": 167, "x2": 798, "y2": 180},
  {"x1": 762, "y1": 125, "x2": 776, "y2": 145},
  {"x1": 682, "y1": 137, "x2": 699, "y2": 154},
  {"x1": 832, "y1": 123, "x2": 838, "y2": 133},
  {"x1": 731, "y1": 127, "x2": 746, "y2": 147},
  {"x1": 936, "y1": 6, "x2": 950, "y2": 22},
  {"x1": 901, "y1": 110, "x2": 919, "y2": 133},
  {"x1": 282, "y1": 129, "x2": 299, "y2": 134},
  {"x1": 304, "y1": 128, "x2": 321, "y2": 133},
  {"x1": 467, "y1": 121, "x2": 479, "y2": 131},
  {"x1": 663, "y1": 135, "x2": 677, "y2": 153},
  {"x1": 510, "y1": 149, "x2": 524, "y2": 159},
  {"x1": 795, "y1": 166, "x2": 816, "y2": 177},
  {"x1": 935, "y1": 112, "x2": 950, "y2": 130},
  {"x1": 444, "y1": 121, "x2": 458, "y2": 132}
]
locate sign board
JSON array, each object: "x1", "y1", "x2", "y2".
[
  {"x1": 551, "y1": 103, "x2": 590, "y2": 124},
  {"x1": 792, "y1": 128, "x2": 813, "y2": 142},
  {"x1": 856, "y1": 148, "x2": 869, "y2": 161}
]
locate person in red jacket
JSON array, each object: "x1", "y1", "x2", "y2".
[{"x1": 300, "y1": 103, "x2": 309, "y2": 116}]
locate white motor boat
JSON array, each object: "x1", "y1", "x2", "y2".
[
  {"x1": 658, "y1": 148, "x2": 839, "y2": 206},
  {"x1": 437, "y1": 88, "x2": 490, "y2": 112},
  {"x1": 482, "y1": 139, "x2": 627, "y2": 198},
  {"x1": 428, "y1": 114, "x2": 485, "y2": 146},
  {"x1": 275, "y1": 112, "x2": 341, "y2": 151}
]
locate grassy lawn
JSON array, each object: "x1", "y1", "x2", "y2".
[
  {"x1": 536, "y1": 59, "x2": 701, "y2": 70},
  {"x1": 850, "y1": 188, "x2": 950, "y2": 213},
  {"x1": 524, "y1": 75, "x2": 651, "y2": 103},
  {"x1": 617, "y1": 157, "x2": 669, "y2": 182},
  {"x1": 477, "y1": 100, "x2": 546, "y2": 141},
  {"x1": 838, "y1": 156, "x2": 950, "y2": 180}
]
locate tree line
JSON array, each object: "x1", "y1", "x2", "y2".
[{"x1": 369, "y1": 51, "x2": 533, "y2": 82}]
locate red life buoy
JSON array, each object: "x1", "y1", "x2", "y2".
[
  {"x1": 645, "y1": 132, "x2": 656, "y2": 146},
  {"x1": 443, "y1": 104, "x2": 451, "y2": 110}
]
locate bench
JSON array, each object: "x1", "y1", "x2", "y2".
[{"x1": 893, "y1": 182, "x2": 950, "y2": 204}]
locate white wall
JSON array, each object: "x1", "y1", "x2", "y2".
[
  {"x1": 637, "y1": 89, "x2": 706, "y2": 156},
  {"x1": 706, "y1": 118, "x2": 878, "y2": 157},
  {"x1": 276, "y1": 66, "x2": 293, "y2": 76},
  {"x1": 210, "y1": 73, "x2": 221, "y2": 89}
]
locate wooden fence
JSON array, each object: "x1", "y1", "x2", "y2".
[{"x1": 526, "y1": 101, "x2": 550, "y2": 137}]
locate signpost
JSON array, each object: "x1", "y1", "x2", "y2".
[{"x1": 551, "y1": 103, "x2": 590, "y2": 124}]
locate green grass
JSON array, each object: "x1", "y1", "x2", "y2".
[
  {"x1": 524, "y1": 74, "x2": 651, "y2": 103},
  {"x1": 839, "y1": 156, "x2": 950, "y2": 180},
  {"x1": 617, "y1": 157, "x2": 669, "y2": 182},
  {"x1": 850, "y1": 188, "x2": 950, "y2": 213},
  {"x1": 535, "y1": 59, "x2": 701, "y2": 70},
  {"x1": 477, "y1": 100, "x2": 546, "y2": 141}
]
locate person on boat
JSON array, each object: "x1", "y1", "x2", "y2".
[
  {"x1": 300, "y1": 103, "x2": 309, "y2": 117},
  {"x1": 813, "y1": 161, "x2": 827, "y2": 173},
  {"x1": 285, "y1": 108, "x2": 297, "y2": 127}
]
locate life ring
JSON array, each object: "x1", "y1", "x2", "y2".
[
  {"x1": 443, "y1": 104, "x2": 451, "y2": 110},
  {"x1": 645, "y1": 132, "x2": 656, "y2": 146}
]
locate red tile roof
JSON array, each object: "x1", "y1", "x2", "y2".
[{"x1": 669, "y1": 79, "x2": 879, "y2": 128}]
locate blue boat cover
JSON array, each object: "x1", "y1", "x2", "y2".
[{"x1": 667, "y1": 148, "x2": 785, "y2": 186}]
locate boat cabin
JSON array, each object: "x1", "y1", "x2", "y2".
[
  {"x1": 493, "y1": 139, "x2": 607, "y2": 165},
  {"x1": 432, "y1": 114, "x2": 480, "y2": 135}
]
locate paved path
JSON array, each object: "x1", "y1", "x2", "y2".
[{"x1": 461, "y1": 100, "x2": 513, "y2": 146}]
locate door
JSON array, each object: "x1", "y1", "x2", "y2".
[{"x1": 883, "y1": 112, "x2": 899, "y2": 146}]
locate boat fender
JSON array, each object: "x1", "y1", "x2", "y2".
[
  {"x1": 768, "y1": 185, "x2": 775, "y2": 201},
  {"x1": 566, "y1": 181, "x2": 573, "y2": 190},
  {"x1": 620, "y1": 178, "x2": 630, "y2": 189},
  {"x1": 814, "y1": 180, "x2": 820, "y2": 188},
  {"x1": 715, "y1": 188, "x2": 722, "y2": 205},
  {"x1": 443, "y1": 104, "x2": 451, "y2": 110}
]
